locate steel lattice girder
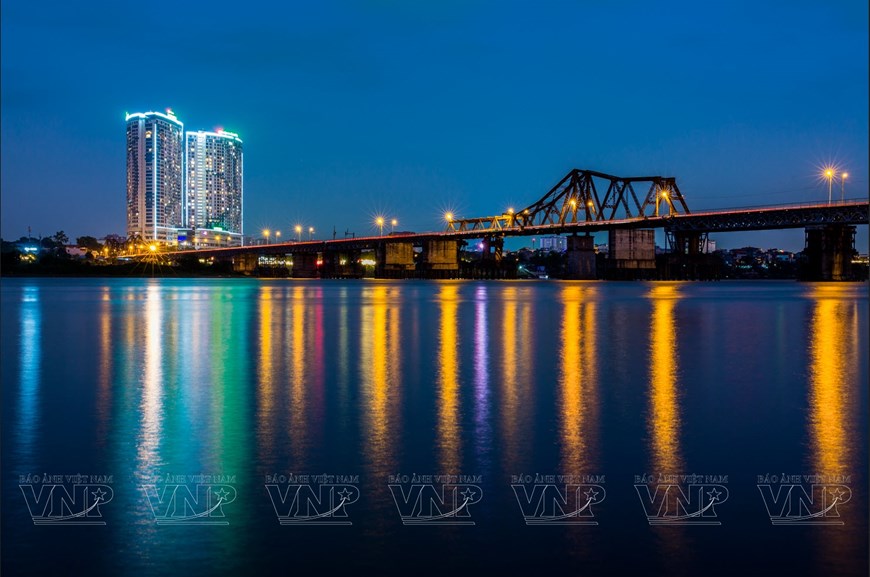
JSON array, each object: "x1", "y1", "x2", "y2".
[
  {"x1": 663, "y1": 204, "x2": 869, "y2": 232},
  {"x1": 446, "y1": 169, "x2": 689, "y2": 233}
]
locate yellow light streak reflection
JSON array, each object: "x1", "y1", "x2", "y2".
[
  {"x1": 808, "y1": 285, "x2": 858, "y2": 482},
  {"x1": 361, "y1": 285, "x2": 402, "y2": 479},
  {"x1": 438, "y1": 283, "x2": 461, "y2": 473},
  {"x1": 256, "y1": 286, "x2": 275, "y2": 459},
  {"x1": 500, "y1": 286, "x2": 519, "y2": 468},
  {"x1": 288, "y1": 285, "x2": 307, "y2": 462},
  {"x1": 806, "y1": 284, "x2": 861, "y2": 570},
  {"x1": 648, "y1": 284, "x2": 683, "y2": 475},
  {"x1": 559, "y1": 285, "x2": 599, "y2": 474}
]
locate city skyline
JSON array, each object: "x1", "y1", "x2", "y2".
[{"x1": 1, "y1": 1, "x2": 868, "y2": 252}]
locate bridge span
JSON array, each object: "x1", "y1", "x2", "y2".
[{"x1": 138, "y1": 169, "x2": 868, "y2": 281}]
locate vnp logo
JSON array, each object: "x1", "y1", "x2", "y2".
[
  {"x1": 635, "y1": 473, "x2": 729, "y2": 526},
  {"x1": 511, "y1": 474, "x2": 606, "y2": 525},
  {"x1": 265, "y1": 473, "x2": 360, "y2": 525},
  {"x1": 388, "y1": 474, "x2": 483, "y2": 525},
  {"x1": 757, "y1": 474, "x2": 852, "y2": 525},
  {"x1": 142, "y1": 474, "x2": 237, "y2": 525},
  {"x1": 20, "y1": 474, "x2": 114, "y2": 526}
]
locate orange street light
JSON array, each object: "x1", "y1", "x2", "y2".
[{"x1": 824, "y1": 168, "x2": 835, "y2": 204}]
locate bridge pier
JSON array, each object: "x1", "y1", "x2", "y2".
[
  {"x1": 231, "y1": 253, "x2": 259, "y2": 274},
  {"x1": 465, "y1": 236, "x2": 507, "y2": 279},
  {"x1": 801, "y1": 225, "x2": 856, "y2": 281},
  {"x1": 564, "y1": 234, "x2": 596, "y2": 279},
  {"x1": 480, "y1": 236, "x2": 504, "y2": 262},
  {"x1": 419, "y1": 239, "x2": 461, "y2": 279},
  {"x1": 664, "y1": 231, "x2": 719, "y2": 280},
  {"x1": 321, "y1": 250, "x2": 363, "y2": 278},
  {"x1": 291, "y1": 252, "x2": 319, "y2": 278},
  {"x1": 375, "y1": 241, "x2": 416, "y2": 278},
  {"x1": 606, "y1": 229, "x2": 656, "y2": 280}
]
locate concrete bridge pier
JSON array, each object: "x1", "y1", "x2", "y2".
[
  {"x1": 667, "y1": 231, "x2": 711, "y2": 280},
  {"x1": 231, "y1": 253, "x2": 259, "y2": 274},
  {"x1": 468, "y1": 236, "x2": 506, "y2": 279},
  {"x1": 564, "y1": 234, "x2": 596, "y2": 279},
  {"x1": 606, "y1": 229, "x2": 656, "y2": 280},
  {"x1": 419, "y1": 239, "x2": 461, "y2": 279},
  {"x1": 802, "y1": 225, "x2": 856, "y2": 281},
  {"x1": 291, "y1": 252, "x2": 319, "y2": 278},
  {"x1": 321, "y1": 250, "x2": 363, "y2": 278},
  {"x1": 375, "y1": 241, "x2": 416, "y2": 278}
]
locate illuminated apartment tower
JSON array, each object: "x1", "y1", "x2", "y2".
[
  {"x1": 184, "y1": 130, "x2": 244, "y2": 247},
  {"x1": 125, "y1": 111, "x2": 184, "y2": 242}
]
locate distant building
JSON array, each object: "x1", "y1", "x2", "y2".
[
  {"x1": 184, "y1": 130, "x2": 244, "y2": 247},
  {"x1": 538, "y1": 235, "x2": 567, "y2": 252},
  {"x1": 64, "y1": 246, "x2": 88, "y2": 258},
  {"x1": 126, "y1": 111, "x2": 185, "y2": 242}
]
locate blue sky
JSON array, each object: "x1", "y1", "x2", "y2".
[{"x1": 1, "y1": 0, "x2": 867, "y2": 251}]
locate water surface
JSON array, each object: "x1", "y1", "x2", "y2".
[{"x1": 1, "y1": 278, "x2": 866, "y2": 575}]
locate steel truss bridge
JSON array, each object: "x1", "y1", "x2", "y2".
[
  {"x1": 157, "y1": 168, "x2": 867, "y2": 260},
  {"x1": 137, "y1": 168, "x2": 865, "y2": 280}
]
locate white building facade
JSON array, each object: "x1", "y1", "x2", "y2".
[
  {"x1": 184, "y1": 130, "x2": 244, "y2": 247},
  {"x1": 126, "y1": 111, "x2": 185, "y2": 242}
]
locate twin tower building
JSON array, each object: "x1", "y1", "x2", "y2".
[{"x1": 126, "y1": 109, "x2": 244, "y2": 247}]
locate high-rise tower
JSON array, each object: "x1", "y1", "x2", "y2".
[
  {"x1": 184, "y1": 130, "x2": 244, "y2": 247},
  {"x1": 125, "y1": 111, "x2": 184, "y2": 242}
]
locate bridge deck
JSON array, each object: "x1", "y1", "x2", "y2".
[{"x1": 139, "y1": 199, "x2": 868, "y2": 259}]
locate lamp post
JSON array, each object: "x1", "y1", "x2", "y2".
[
  {"x1": 376, "y1": 217, "x2": 384, "y2": 236},
  {"x1": 263, "y1": 229, "x2": 270, "y2": 245},
  {"x1": 295, "y1": 225, "x2": 302, "y2": 242},
  {"x1": 275, "y1": 231, "x2": 281, "y2": 243},
  {"x1": 308, "y1": 226, "x2": 314, "y2": 241},
  {"x1": 391, "y1": 219, "x2": 397, "y2": 234},
  {"x1": 826, "y1": 169, "x2": 834, "y2": 204},
  {"x1": 841, "y1": 172, "x2": 848, "y2": 201}
]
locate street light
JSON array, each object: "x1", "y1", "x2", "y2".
[
  {"x1": 376, "y1": 217, "x2": 384, "y2": 236},
  {"x1": 841, "y1": 172, "x2": 848, "y2": 201},
  {"x1": 824, "y1": 168, "x2": 834, "y2": 204},
  {"x1": 263, "y1": 229, "x2": 270, "y2": 245},
  {"x1": 391, "y1": 218, "x2": 397, "y2": 233},
  {"x1": 444, "y1": 212, "x2": 453, "y2": 222},
  {"x1": 308, "y1": 226, "x2": 314, "y2": 241},
  {"x1": 295, "y1": 224, "x2": 302, "y2": 242}
]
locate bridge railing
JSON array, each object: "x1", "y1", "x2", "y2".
[{"x1": 680, "y1": 197, "x2": 868, "y2": 217}]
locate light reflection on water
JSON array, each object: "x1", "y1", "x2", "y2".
[
  {"x1": 558, "y1": 283, "x2": 599, "y2": 475},
  {"x1": 0, "y1": 278, "x2": 866, "y2": 576},
  {"x1": 647, "y1": 283, "x2": 684, "y2": 478},
  {"x1": 807, "y1": 285, "x2": 863, "y2": 575}
]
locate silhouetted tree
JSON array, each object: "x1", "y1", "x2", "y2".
[{"x1": 76, "y1": 236, "x2": 102, "y2": 251}]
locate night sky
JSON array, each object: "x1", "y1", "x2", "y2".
[{"x1": 2, "y1": 0, "x2": 867, "y2": 251}]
